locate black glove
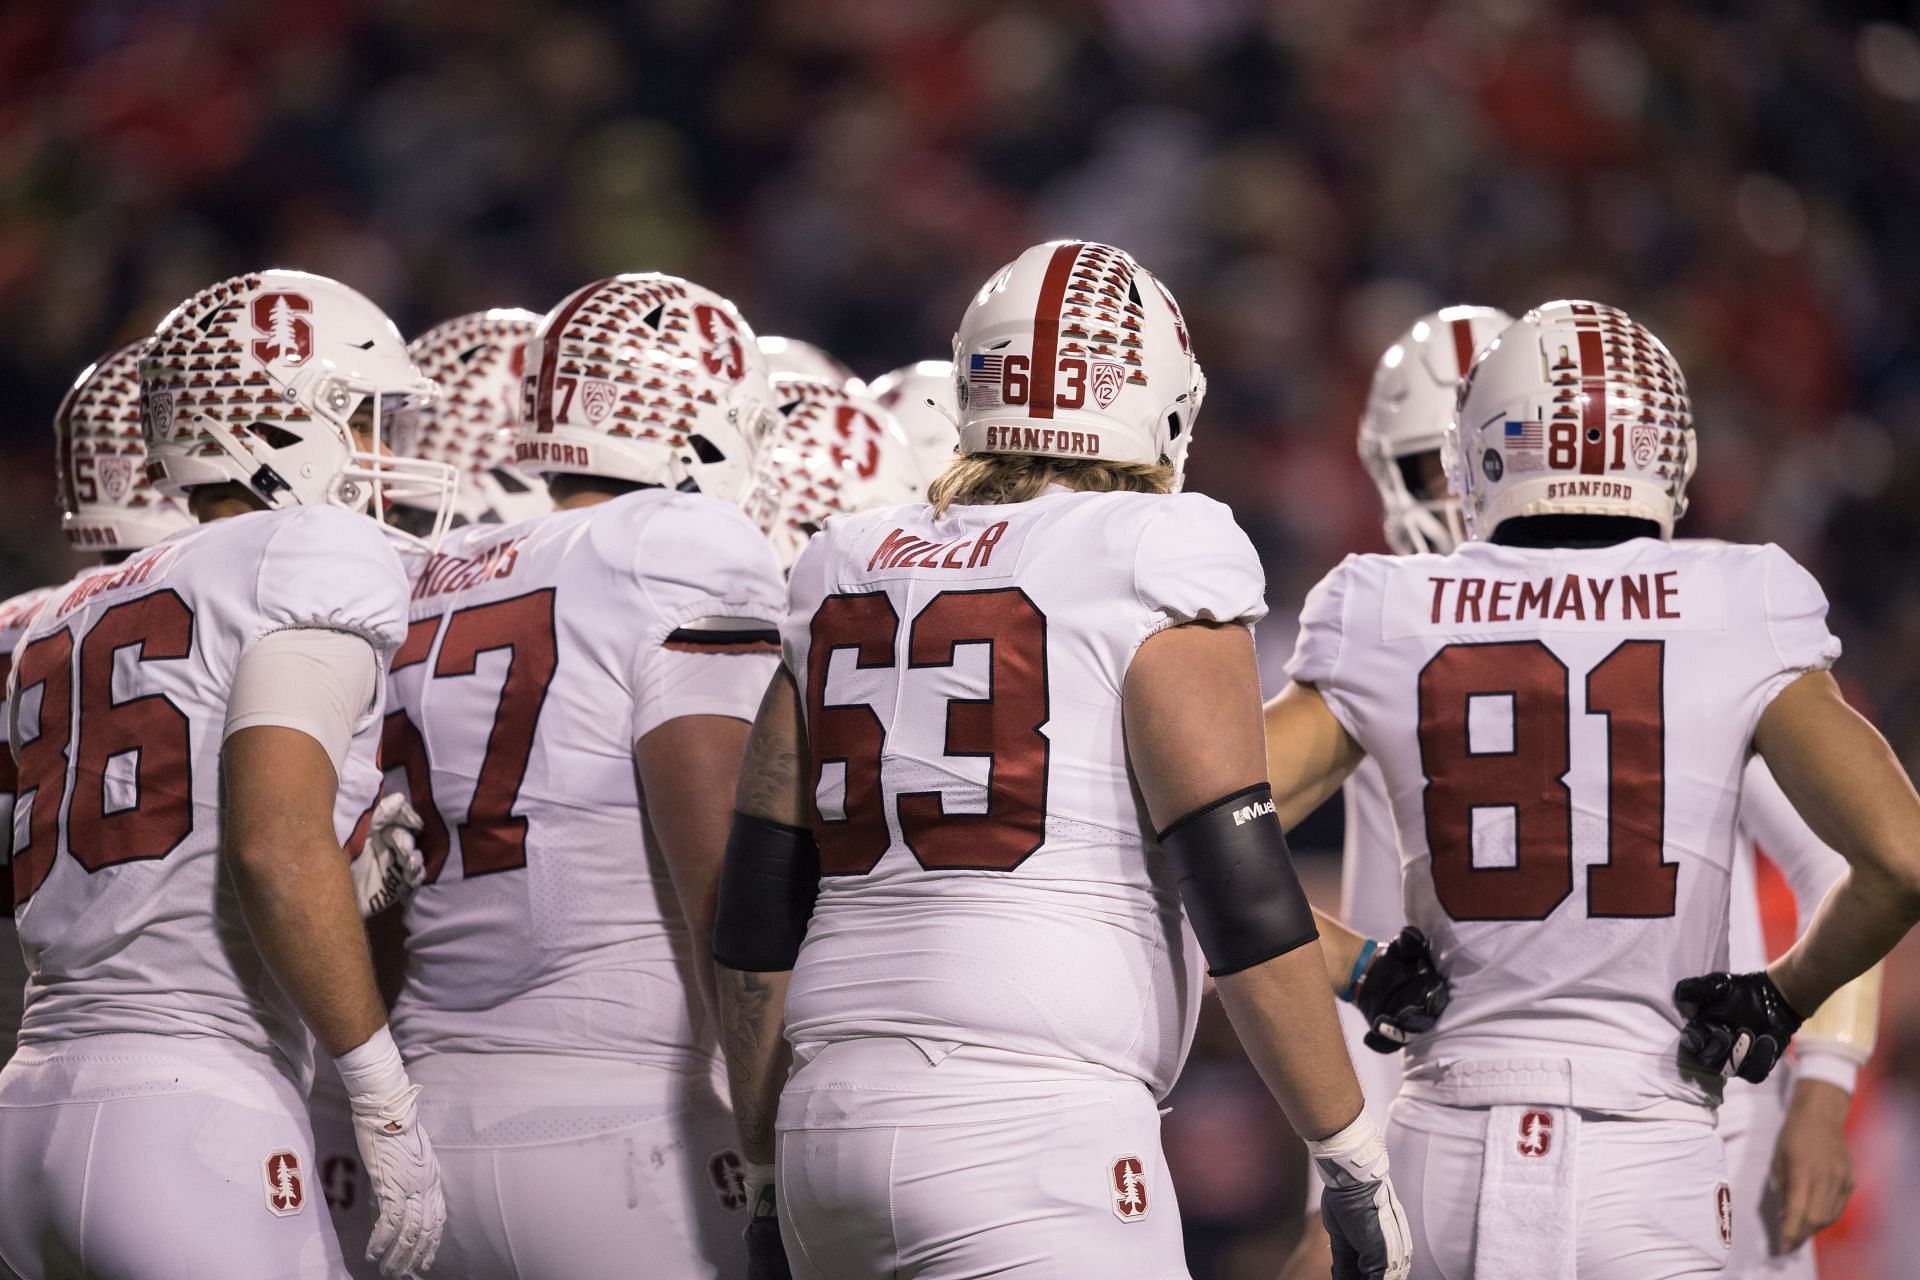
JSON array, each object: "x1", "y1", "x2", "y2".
[
  {"x1": 1674, "y1": 970, "x2": 1804, "y2": 1084},
  {"x1": 1351, "y1": 927, "x2": 1450, "y2": 1054},
  {"x1": 745, "y1": 1179, "x2": 793, "y2": 1280}
]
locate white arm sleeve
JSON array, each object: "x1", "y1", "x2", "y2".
[{"x1": 223, "y1": 628, "x2": 380, "y2": 777}]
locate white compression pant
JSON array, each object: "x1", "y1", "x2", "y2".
[
  {"x1": 400, "y1": 1052, "x2": 749, "y2": 1280},
  {"x1": 776, "y1": 1038, "x2": 1190, "y2": 1280},
  {"x1": 1388, "y1": 1094, "x2": 1731, "y2": 1280},
  {"x1": 0, "y1": 1034, "x2": 348, "y2": 1280}
]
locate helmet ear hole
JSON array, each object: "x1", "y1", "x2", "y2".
[
  {"x1": 242, "y1": 422, "x2": 304, "y2": 451},
  {"x1": 688, "y1": 434, "x2": 727, "y2": 464},
  {"x1": 1166, "y1": 411, "x2": 1182, "y2": 439}
]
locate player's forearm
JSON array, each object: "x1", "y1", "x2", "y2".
[
  {"x1": 1313, "y1": 908, "x2": 1368, "y2": 994},
  {"x1": 228, "y1": 824, "x2": 388, "y2": 1057},
  {"x1": 1769, "y1": 869, "x2": 1919, "y2": 1016},
  {"x1": 716, "y1": 965, "x2": 792, "y2": 1164},
  {"x1": 1213, "y1": 942, "x2": 1365, "y2": 1142}
]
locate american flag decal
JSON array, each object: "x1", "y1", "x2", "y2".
[
  {"x1": 1505, "y1": 420, "x2": 1543, "y2": 447},
  {"x1": 967, "y1": 353, "x2": 1004, "y2": 407}
]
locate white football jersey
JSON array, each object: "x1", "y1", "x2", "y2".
[
  {"x1": 780, "y1": 488, "x2": 1266, "y2": 1098},
  {"x1": 1, "y1": 583, "x2": 58, "y2": 1063},
  {"x1": 1288, "y1": 537, "x2": 1839, "y2": 1113},
  {"x1": 386, "y1": 490, "x2": 784, "y2": 1070},
  {"x1": 1340, "y1": 756, "x2": 1407, "y2": 942},
  {"x1": 7, "y1": 508, "x2": 406, "y2": 1076}
]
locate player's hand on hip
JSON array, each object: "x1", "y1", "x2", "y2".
[
  {"x1": 742, "y1": 1163, "x2": 794, "y2": 1280},
  {"x1": 1767, "y1": 1078, "x2": 1854, "y2": 1255},
  {"x1": 353, "y1": 792, "x2": 427, "y2": 919},
  {"x1": 1351, "y1": 927, "x2": 1450, "y2": 1054},
  {"x1": 1674, "y1": 970, "x2": 1804, "y2": 1084},
  {"x1": 1310, "y1": 1111, "x2": 1413, "y2": 1280},
  {"x1": 334, "y1": 1028, "x2": 447, "y2": 1278}
]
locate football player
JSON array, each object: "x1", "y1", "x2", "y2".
[
  {"x1": 868, "y1": 359, "x2": 963, "y2": 480},
  {"x1": 0, "y1": 271, "x2": 453, "y2": 1279},
  {"x1": 1285, "y1": 306, "x2": 1880, "y2": 1280},
  {"x1": 713, "y1": 240, "x2": 1411, "y2": 1280},
  {"x1": 377, "y1": 274, "x2": 786, "y2": 1279},
  {"x1": 743, "y1": 374, "x2": 931, "y2": 567},
  {"x1": 1263, "y1": 300, "x2": 1920, "y2": 1279},
  {"x1": 0, "y1": 342, "x2": 196, "y2": 1071},
  {"x1": 759, "y1": 335, "x2": 863, "y2": 392}
]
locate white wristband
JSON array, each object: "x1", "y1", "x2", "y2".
[
  {"x1": 333, "y1": 1026, "x2": 411, "y2": 1111},
  {"x1": 1794, "y1": 1046, "x2": 1860, "y2": 1096},
  {"x1": 1307, "y1": 1108, "x2": 1391, "y2": 1186}
]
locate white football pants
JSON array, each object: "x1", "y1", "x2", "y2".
[
  {"x1": 1719, "y1": 1068, "x2": 1818, "y2": 1280},
  {"x1": 0, "y1": 1033, "x2": 349, "y2": 1280},
  {"x1": 400, "y1": 1052, "x2": 749, "y2": 1280},
  {"x1": 775, "y1": 1037, "x2": 1191, "y2": 1280},
  {"x1": 1388, "y1": 1094, "x2": 1731, "y2": 1279}
]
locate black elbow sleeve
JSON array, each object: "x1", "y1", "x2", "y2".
[
  {"x1": 1156, "y1": 782, "x2": 1318, "y2": 977},
  {"x1": 712, "y1": 812, "x2": 821, "y2": 972}
]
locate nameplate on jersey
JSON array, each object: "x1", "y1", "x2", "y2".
[
  {"x1": 50, "y1": 543, "x2": 181, "y2": 621},
  {"x1": 1382, "y1": 565, "x2": 1726, "y2": 640},
  {"x1": 858, "y1": 518, "x2": 1030, "y2": 583}
]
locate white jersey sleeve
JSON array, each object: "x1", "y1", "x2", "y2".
[
  {"x1": 621, "y1": 498, "x2": 784, "y2": 743},
  {"x1": 253, "y1": 505, "x2": 410, "y2": 653},
  {"x1": 0, "y1": 583, "x2": 56, "y2": 1065},
  {"x1": 1285, "y1": 555, "x2": 1365, "y2": 737},
  {"x1": 1132, "y1": 494, "x2": 1267, "y2": 636},
  {"x1": 1758, "y1": 544, "x2": 1842, "y2": 702}
]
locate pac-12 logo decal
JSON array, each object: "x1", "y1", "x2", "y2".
[
  {"x1": 251, "y1": 292, "x2": 314, "y2": 366},
  {"x1": 263, "y1": 1149, "x2": 306, "y2": 1216},
  {"x1": 1716, "y1": 1183, "x2": 1733, "y2": 1247},
  {"x1": 1089, "y1": 360, "x2": 1125, "y2": 409},
  {"x1": 1110, "y1": 1155, "x2": 1149, "y2": 1221},
  {"x1": 581, "y1": 377, "x2": 617, "y2": 424},
  {"x1": 96, "y1": 455, "x2": 135, "y2": 504},
  {"x1": 1631, "y1": 422, "x2": 1661, "y2": 469},
  {"x1": 709, "y1": 1150, "x2": 749, "y2": 1211},
  {"x1": 1516, "y1": 1110, "x2": 1553, "y2": 1158}
]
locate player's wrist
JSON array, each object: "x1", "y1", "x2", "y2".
[
  {"x1": 333, "y1": 1025, "x2": 414, "y2": 1112},
  {"x1": 1794, "y1": 1048, "x2": 1860, "y2": 1097},
  {"x1": 1340, "y1": 937, "x2": 1379, "y2": 1002}
]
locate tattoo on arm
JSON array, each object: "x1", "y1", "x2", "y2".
[
  {"x1": 734, "y1": 668, "x2": 808, "y2": 826},
  {"x1": 719, "y1": 967, "x2": 791, "y2": 1161}
]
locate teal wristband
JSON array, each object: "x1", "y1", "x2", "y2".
[{"x1": 1341, "y1": 938, "x2": 1379, "y2": 1003}]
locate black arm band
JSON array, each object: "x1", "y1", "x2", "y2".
[
  {"x1": 1156, "y1": 782, "x2": 1319, "y2": 977},
  {"x1": 712, "y1": 812, "x2": 821, "y2": 972}
]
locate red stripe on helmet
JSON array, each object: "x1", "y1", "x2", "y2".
[
  {"x1": 1449, "y1": 317, "x2": 1477, "y2": 376},
  {"x1": 1576, "y1": 328, "x2": 1608, "y2": 475},
  {"x1": 533, "y1": 283, "x2": 604, "y2": 434},
  {"x1": 1027, "y1": 242, "x2": 1084, "y2": 421}
]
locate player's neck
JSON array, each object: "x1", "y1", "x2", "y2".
[
  {"x1": 547, "y1": 475, "x2": 656, "y2": 510},
  {"x1": 1489, "y1": 515, "x2": 1664, "y2": 549},
  {"x1": 188, "y1": 483, "x2": 269, "y2": 523}
]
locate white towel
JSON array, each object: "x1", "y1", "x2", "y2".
[{"x1": 1472, "y1": 1105, "x2": 1578, "y2": 1280}]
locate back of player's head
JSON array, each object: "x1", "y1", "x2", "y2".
[
  {"x1": 743, "y1": 375, "x2": 929, "y2": 569},
  {"x1": 1446, "y1": 300, "x2": 1696, "y2": 541},
  {"x1": 139, "y1": 269, "x2": 457, "y2": 544},
  {"x1": 399, "y1": 309, "x2": 552, "y2": 527},
  {"x1": 1360, "y1": 305, "x2": 1512, "y2": 554},
  {"x1": 55, "y1": 341, "x2": 194, "y2": 554},
  {"x1": 514, "y1": 274, "x2": 770, "y2": 503},
  {"x1": 951, "y1": 240, "x2": 1205, "y2": 488}
]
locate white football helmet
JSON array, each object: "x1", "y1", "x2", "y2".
[
  {"x1": 1360, "y1": 305, "x2": 1513, "y2": 554},
  {"x1": 1446, "y1": 300, "x2": 1696, "y2": 540},
  {"x1": 515, "y1": 274, "x2": 769, "y2": 502},
  {"x1": 868, "y1": 359, "x2": 960, "y2": 482},
  {"x1": 55, "y1": 341, "x2": 193, "y2": 552},
  {"x1": 758, "y1": 336, "x2": 863, "y2": 392},
  {"x1": 744, "y1": 376, "x2": 929, "y2": 569},
  {"x1": 398, "y1": 310, "x2": 553, "y2": 526},
  {"x1": 953, "y1": 240, "x2": 1205, "y2": 485},
  {"x1": 140, "y1": 269, "x2": 457, "y2": 546}
]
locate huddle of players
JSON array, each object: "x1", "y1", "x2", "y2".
[{"x1": 0, "y1": 242, "x2": 1913, "y2": 1280}]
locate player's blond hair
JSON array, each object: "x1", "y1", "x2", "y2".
[{"x1": 927, "y1": 454, "x2": 1174, "y2": 515}]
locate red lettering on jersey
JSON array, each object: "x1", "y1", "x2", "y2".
[
  {"x1": 1428, "y1": 577, "x2": 1454, "y2": 625},
  {"x1": 868, "y1": 528, "x2": 916, "y2": 572},
  {"x1": 1586, "y1": 576, "x2": 1614, "y2": 619},
  {"x1": 1553, "y1": 576, "x2": 1585, "y2": 621},
  {"x1": 1656, "y1": 571, "x2": 1680, "y2": 619},
  {"x1": 1622, "y1": 574, "x2": 1651, "y2": 619},
  {"x1": 1455, "y1": 578, "x2": 1485, "y2": 624},
  {"x1": 969, "y1": 521, "x2": 1007, "y2": 568},
  {"x1": 1517, "y1": 579, "x2": 1551, "y2": 620},
  {"x1": 1487, "y1": 579, "x2": 1514, "y2": 622}
]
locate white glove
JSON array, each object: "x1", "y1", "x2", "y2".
[
  {"x1": 353, "y1": 793, "x2": 426, "y2": 918},
  {"x1": 335, "y1": 1027, "x2": 445, "y2": 1278},
  {"x1": 1310, "y1": 1110, "x2": 1413, "y2": 1280}
]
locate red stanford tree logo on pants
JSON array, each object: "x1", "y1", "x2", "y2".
[
  {"x1": 1516, "y1": 1110, "x2": 1553, "y2": 1158},
  {"x1": 1110, "y1": 1155, "x2": 1149, "y2": 1221},
  {"x1": 263, "y1": 1149, "x2": 305, "y2": 1216}
]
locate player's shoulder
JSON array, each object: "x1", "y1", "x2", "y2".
[
  {"x1": 583, "y1": 488, "x2": 784, "y2": 614},
  {"x1": 243, "y1": 506, "x2": 408, "y2": 645},
  {"x1": 0, "y1": 583, "x2": 59, "y2": 636}
]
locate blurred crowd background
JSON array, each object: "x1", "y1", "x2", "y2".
[{"x1": 4, "y1": 0, "x2": 1919, "y2": 1274}]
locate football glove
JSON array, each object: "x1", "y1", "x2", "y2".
[
  {"x1": 1350, "y1": 927, "x2": 1450, "y2": 1053},
  {"x1": 335, "y1": 1028, "x2": 446, "y2": 1278},
  {"x1": 353, "y1": 793, "x2": 426, "y2": 919},
  {"x1": 742, "y1": 1162, "x2": 793, "y2": 1280},
  {"x1": 1311, "y1": 1110, "x2": 1413, "y2": 1280},
  {"x1": 1675, "y1": 970, "x2": 1804, "y2": 1084}
]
